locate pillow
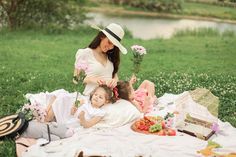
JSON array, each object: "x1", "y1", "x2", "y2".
[{"x1": 94, "y1": 99, "x2": 142, "y2": 128}]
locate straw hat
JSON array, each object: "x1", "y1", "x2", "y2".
[
  {"x1": 91, "y1": 23, "x2": 127, "y2": 54},
  {"x1": 0, "y1": 113, "x2": 28, "y2": 139}
]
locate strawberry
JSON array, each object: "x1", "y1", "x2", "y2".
[
  {"x1": 144, "y1": 125, "x2": 149, "y2": 131},
  {"x1": 161, "y1": 121, "x2": 166, "y2": 129},
  {"x1": 166, "y1": 128, "x2": 176, "y2": 136},
  {"x1": 150, "y1": 121, "x2": 155, "y2": 125},
  {"x1": 138, "y1": 125, "x2": 145, "y2": 131},
  {"x1": 157, "y1": 130, "x2": 166, "y2": 136}
]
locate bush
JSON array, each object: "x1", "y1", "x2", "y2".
[{"x1": 129, "y1": 0, "x2": 183, "y2": 12}]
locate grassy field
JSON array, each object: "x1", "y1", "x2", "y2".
[
  {"x1": 0, "y1": 28, "x2": 236, "y2": 156},
  {"x1": 181, "y1": 2, "x2": 236, "y2": 20}
]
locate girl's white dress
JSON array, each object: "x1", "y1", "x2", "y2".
[
  {"x1": 65, "y1": 102, "x2": 106, "y2": 128},
  {"x1": 75, "y1": 48, "x2": 114, "y2": 96}
]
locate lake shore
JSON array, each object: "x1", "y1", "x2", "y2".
[{"x1": 86, "y1": 6, "x2": 236, "y2": 25}]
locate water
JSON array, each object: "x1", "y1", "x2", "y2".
[{"x1": 85, "y1": 12, "x2": 236, "y2": 40}]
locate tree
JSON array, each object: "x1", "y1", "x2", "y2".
[
  {"x1": 0, "y1": 0, "x2": 24, "y2": 29},
  {"x1": 0, "y1": 0, "x2": 86, "y2": 30}
]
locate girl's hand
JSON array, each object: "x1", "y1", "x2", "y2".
[
  {"x1": 71, "y1": 105, "x2": 78, "y2": 115},
  {"x1": 130, "y1": 74, "x2": 137, "y2": 85},
  {"x1": 79, "y1": 99, "x2": 85, "y2": 105}
]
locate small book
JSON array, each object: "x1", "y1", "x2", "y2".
[{"x1": 176, "y1": 114, "x2": 215, "y2": 140}]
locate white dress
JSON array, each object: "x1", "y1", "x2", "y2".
[
  {"x1": 66, "y1": 102, "x2": 106, "y2": 128},
  {"x1": 74, "y1": 102, "x2": 106, "y2": 120},
  {"x1": 75, "y1": 48, "x2": 114, "y2": 96}
]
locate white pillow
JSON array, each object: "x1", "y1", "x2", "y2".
[{"x1": 94, "y1": 99, "x2": 142, "y2": 128}]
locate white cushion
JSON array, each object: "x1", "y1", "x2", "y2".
[{"x1": 94, "y1": 99, "x2": 142, "y2": 128}]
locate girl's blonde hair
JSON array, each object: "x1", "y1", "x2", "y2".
[{"x1": 90, "y1": 85, "x2": 116, "y2": 103}]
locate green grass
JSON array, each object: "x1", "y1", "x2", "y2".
[
  {"x1": 0, "y1": 28, "x2": 236, "y2": 156},
  {"x1": 181, "y1": 2, "x2": 236, "y2": 20}
]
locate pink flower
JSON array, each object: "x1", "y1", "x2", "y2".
[
  {"x1": 131, "y1": 45, "x2": 147, "y2": 55},
  {"x1": 75, "y1": 57, "x2": 89, "y2": 73},
  {"x1": 211, "y1": 122, "x2": 220, "y2": 133},
  {"x1": 21, "y1": 103, "x2": 47, "y2": 122},
  {"x1": 165, "y1": 118, "x2": 174, "y2": 128},
  {"x1": 131, "y1": 45, "x2": 147, "y2": 74}
]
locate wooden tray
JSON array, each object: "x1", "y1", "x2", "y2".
[{"x1": 131, "y1": 122, "x2": 160, "y2": 135}]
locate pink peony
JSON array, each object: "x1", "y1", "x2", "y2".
[{"x1": 131, "y1": 45, "x2": 147, "y2": 55}]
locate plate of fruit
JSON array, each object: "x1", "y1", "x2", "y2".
[{"x1": 131, "y1": 116, "x2": 176, "y2": 136}]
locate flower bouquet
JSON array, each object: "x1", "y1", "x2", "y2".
[
  {"x1": 73, "y1": 57, "x2": 89, "y2": 107},
  {"x1": 131, "y1": 45, "x2": 147, "y2": 75},
  {"x1": 17, "y1": 102, "x2": 47, "y2": 122}
]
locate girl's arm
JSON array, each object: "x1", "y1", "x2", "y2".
[
  {"x1": 79, "y1": 111, "x2": 103, "y2": 128},
  {"x1": 130, "y1": 99, "x2": 144, "y2": 113},
  {"x1": 71, "y1": 99, "x2": 86, "y2": 115}
]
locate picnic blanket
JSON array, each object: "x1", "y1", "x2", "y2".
[{"x1": 18, "y1": 89, "x2": 236, "y2": 157}]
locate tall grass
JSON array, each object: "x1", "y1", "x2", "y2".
[{"x1": 173, "y1": 27, "x2": 235, "y2": 37}]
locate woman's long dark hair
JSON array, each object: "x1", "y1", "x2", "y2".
[{"x1": 88, "y1": 31, "x2": 120, "y2": 78}]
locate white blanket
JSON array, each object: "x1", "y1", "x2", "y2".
[{"x1": 22, "y1": 91, "x2": 236, "y2": 157}]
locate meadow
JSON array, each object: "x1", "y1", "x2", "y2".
[{"x1": 0, "y1": 28, "x2": 236, "y2": 156}]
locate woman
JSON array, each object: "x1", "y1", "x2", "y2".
[
  {"x1": 73, "y1": 23, "x2": 127, "y2": 96},
  {"x1": 45, "y1": 23, "x2": 127, "y2": 123}
]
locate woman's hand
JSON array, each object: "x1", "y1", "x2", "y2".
[
  {"x1": 84, "y1": 76, "x2": 105, "y2": 85},
  {"x1": 97, "y1": 78, "x2": 106, "y2": 85},
  {"x1": 73, "y1": 76, "x2": 79, "y2": 84},
  {"x1": 84, "y1": 75, "x2": 118, "y2": 88},
  {"x1": 106, "y1": 78, "x2": 117, "y2": 88}
]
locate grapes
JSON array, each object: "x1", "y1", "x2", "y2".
[{"x1": 149, "y1": 123, "x2": 162, "y2": 133}]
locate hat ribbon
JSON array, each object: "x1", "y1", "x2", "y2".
[{"x1": 104, "y1": 28, "x2": 121, "y2": 42}]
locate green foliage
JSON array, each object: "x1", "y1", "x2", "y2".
[
  {"x1": 128, "y1": 0, "x2": 183, "y2": 12},
  {"x1": 181, "y1": 2, "x2": 236, "y2": 20},
  {"x1": 0, "y1": 0, "x2": 86, "y2": 30}
]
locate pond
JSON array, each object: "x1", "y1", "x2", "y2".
[{"x1": 85, "y1": 12, "x2": 236, "y2": 40}]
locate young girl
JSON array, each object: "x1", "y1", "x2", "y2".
[
  {"x1": 71, "y1": 84, "x2": 115, "y2": 128},
  {"x1": 116, "y1": 75, "x2": 157, "y2": 113}
]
